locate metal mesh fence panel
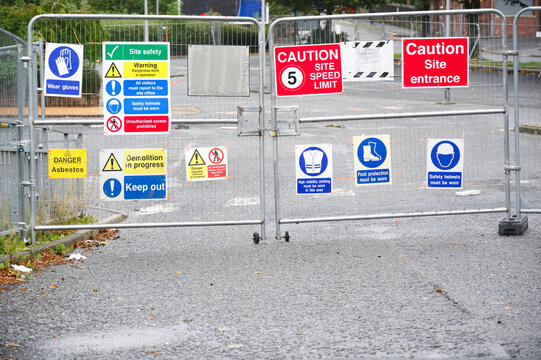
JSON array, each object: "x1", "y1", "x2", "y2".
[
  {"x1": 29, "y1": 15, "x2": 265, "y2": 240},
  {"x1": 269, "y1": 10, "x2": 512, "y2": 239},
  {"x1": 0, "y1": 29, "x2": 26, "y2": 235},
  {"x1": 513, "y1": 8, "x2": 541, "y2": 215}
]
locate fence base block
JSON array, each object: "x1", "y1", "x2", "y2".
[{"x1": 499, "y1": 215, "x2": 528, "y2": 235}]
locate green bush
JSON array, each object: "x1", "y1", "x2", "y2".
[
  {"x1": 306, "y1": 28, "x2": 348, "y2": 44},
  {"x1": 0, "y1": 57, "x2": 18, "y2": 87},
  {"x1": 83, "y1": 66, "x2": 101, "y2": 95}
]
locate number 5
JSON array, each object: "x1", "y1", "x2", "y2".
[{"x1": 288, "y1": 71, "x2": 297, "y2": 85}]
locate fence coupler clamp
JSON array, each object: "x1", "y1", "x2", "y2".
[
  {"x1": 19, "y1": 56, "x2": 31, "y2": 65},
  {"x1": 502, "y1": 50, "x2": 519, "y2": 56},
  {"x1": 268, "y1": 129, "x2": 278, "y2": 137},
  {"x1": 16, "y1": 222, "x2": 28, "y2": 231},
  {"x1": 504, "y1": 165, "x2": 521, "y2": 172}
]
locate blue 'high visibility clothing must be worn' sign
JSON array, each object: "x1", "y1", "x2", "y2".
[
  {"x1": 426, "y1": 139, "x2": 464, "y2": 188},
  {"x1": 44, "y1": 43, "x2": 84, "y2": 98},
  {"x1": 295, "y1": 144, "x2": 333, "y2": 194}
]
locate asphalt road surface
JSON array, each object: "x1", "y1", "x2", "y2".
[{"x1": 0, "y1": 214, "x2": 540, "y2": 359}]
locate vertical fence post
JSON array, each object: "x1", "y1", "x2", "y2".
[
  {"x1": 17, "y1": 46, "x2": 27, "y2": 243},
  {"x1": 39, "y1": 39, "x2": 45, "y2": 123},
  {"x1": 257, "y1": 20, "x2": 266, "y2": 240},
  {"x1": 268, "y1": 21, "x2": 281, "y2": 240},
  {"x1": 444, "y1": 2, "x2": 451, "y2": 104},
  {"x1": 27, "y1": 22, "x2": 37, "y2": 245},
  {"x1": 497, "y1": 7, "x2": 531, "y2": 235},
  {"x1": 76, "y1": 133, "x2": 83, "y2": 203}
]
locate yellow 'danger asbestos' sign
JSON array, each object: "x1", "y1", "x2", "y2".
[{"x1": 48, "y1": 149, "x2": 87, "y2": 178}]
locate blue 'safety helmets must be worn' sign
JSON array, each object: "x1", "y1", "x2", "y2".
[{"x1": 426, "y1": 139, "x2": 464, "y2": 188}]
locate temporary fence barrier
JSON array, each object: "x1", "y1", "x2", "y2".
[
  {"x1": 268, "y1": 9, "x2": 527, "y2": 241},
  {"x1": 12, "y1": 10, "x2": 539, "y2": 246},
  {"x1": 26, "y1": 14, "x2": 267, "y2": 244},
  {"x1": 511, "y1": 7, "x2": 541, "y2": 219}
]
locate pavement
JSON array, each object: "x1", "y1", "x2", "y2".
[{"x1": 0, "y1": 214, "x2": 539, "y2": 359}]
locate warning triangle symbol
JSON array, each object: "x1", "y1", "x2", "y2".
[
  {"x1": 105, "y1": 63, "x2": 122, "y2": 78},
  {"x1": 188, "y1": 150, "x2": 206, "y2": 166},
  {"x1": 102, "y1": 153, "x2": 122, "y2": 172},
  {"x1": 64, "y1": 150, "x2": 72, "y2": 157}
]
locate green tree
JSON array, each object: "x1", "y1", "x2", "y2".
[
  {"x1": 268, "y1": 0, "x2": 386, "y2": 14},
  {"x1": 0, "y1": 3, "x2": 42, "y2": 39}
]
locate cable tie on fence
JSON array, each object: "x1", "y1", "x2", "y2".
[
  {"x1": 37, "y1": 30, "x2": 47, "y2": 44},
  {"x1": 222, "y1": 141, "x2": 234, "y2": 149},
  {"x1": 416, "y1": 138, "x2": 428, "y2": 142},
  {"x1": 391, "y1": 171, "x2": 406, "y2": 178},
  {"x1": 162, "y1": 141, "x2": 170, "y2": 150},
  {"x1": 339, "y1": 133, "x2": 353, "y2": 145},
  {"x1": 87, "y1": 42, "x2": 103, "y2": 45},
  {"x1": 73, "y1": 28, "x2": 81, "y2": 46}
]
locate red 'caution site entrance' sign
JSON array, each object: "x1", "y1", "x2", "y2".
[
  {"x1": 274, "y1": 44, "x2": 342, "y2": 96},
  {"x1": 402, "y1": 37, "x2": 469, "y2": 88}
]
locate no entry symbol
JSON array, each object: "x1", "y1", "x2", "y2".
[
  {"x1": 106, "y1": 116, "x2": 122, "y2": 132},
  {"x1": 208, "y1": 148, "x2": 224, "y2": 164}
]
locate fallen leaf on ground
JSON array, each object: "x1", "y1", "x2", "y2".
[
  {"x1": 147, "y1": 316, "x2": 153, "y2": 320},
  {"x1": 490, "y1": 301, "x2": 506, "y2": 305},
  {"x1": 435, "y1": 288, "x2": 443, "y2": 294},
  {"x1": 227, "y1": 344, "x2": 243, "y2": 349},
  {"x1": 5, "y1": 343, "x2": 20, "y2": 347},
  {"x1": 218, "y1": 327, "x2": 231, "y2": 332},
  {"x1": 41, "y1": 292, "x2": 48, "y2": 295},
  {"x1": 254, "y1": 271, "x2": 263, "y2": 274},
  {"x1": 20, "y1": 288, "x2": 29, "y2": 292},
  {"x1": 503, "y1": 306, "x2": 513, "y2": 310},
  {"x1": 49, "y1": 285, "x2": 58, "y2": 289},
  {"x1": 175, "y1": 271, "x2": 181, "y2": 274}
]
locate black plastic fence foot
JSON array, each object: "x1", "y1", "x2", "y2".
[{"x1": 499, "y1": 215, "x2": 528, "y2": 235}]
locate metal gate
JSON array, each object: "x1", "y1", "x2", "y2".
[
  {"x1": 26, "y1": 14, "x2": 267, "y2": 244},
  {"x1": 18, "y1": 10, "x2": 538, "y2": 245},
  {"x1": 268, "y1": 9, "x2": 524, "y2": 241}
]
